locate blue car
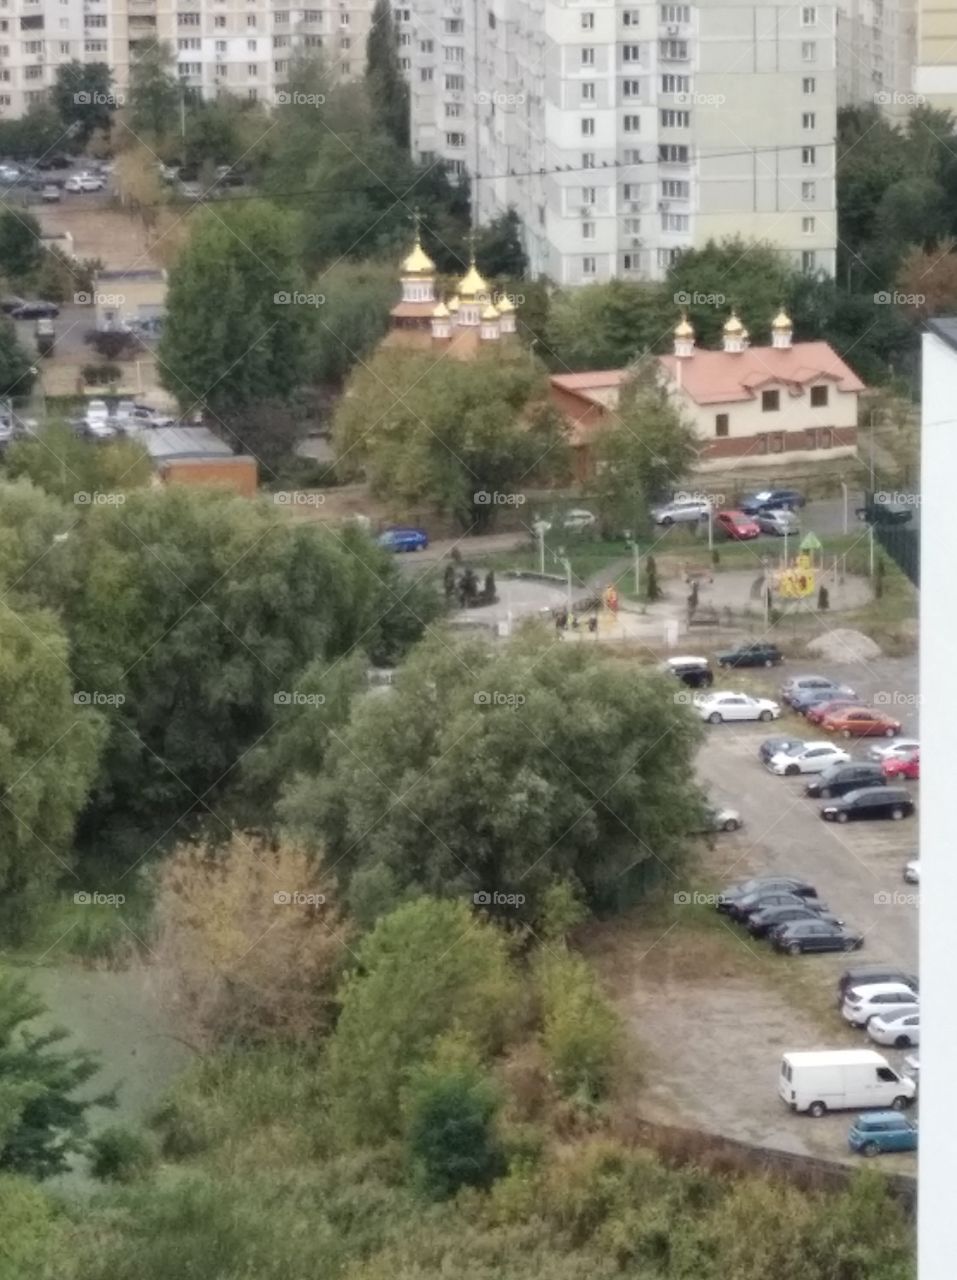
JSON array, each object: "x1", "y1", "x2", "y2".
[
  {"x1": 377, "y1": 525, "x2": 429, "y2": 553},
  {"x1": 848, "y1": 1111, "x2": 918, "y2": 1157},
  {"x1": 739, "y1": 488, "x2": 806, "y2": 515}
]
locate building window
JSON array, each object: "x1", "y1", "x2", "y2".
[
  {"x1": 247, "y1": 38, "x2": 257, "y2": 50},
  {"x1": 445, "y1": 45, "x2": 464, "y2": 61},
  {"x1": 581, "y1": 47, "x2": 594, "y2": 65},
  {"x1": 662, "y1": 178, "x2": 689, "y2": 197},
  {"x1": 801, "y1": 5, "x2": 817, "y2": 24},
  {"x1": 420, "y1": 67, "x2": 433, "y2": 81},
  {"x1": 715, "y1": 413, "x2": 729, "y2": 437},
  {"x1": 801, "y1": 180, "x2": 816, "y2": 201},
  {"x1": 662, "y1": 212, "x2": 689, "y2": 231},
  {"x1": 661, "y1": 73, "x2": 689, "y2": 93},
  {"x1": 582, "y1": 185, "x2": 596, "y2": 203},
  {"x1": 624, "y1": 148, "x2": 641, "y2": 163},
  {"x1": 802, "y1": 76, "x2": 816, "y2": 94},
  {"x1": 660, "y1": 109, "x2": 690, "y2": 127},
  {"x1": 657, "y1": 246, "x2": 679, "y2": 268},
  {"x1": 582, "y1": 152, "x2": 596, "y2": 168},
  {"x1": 802, "y1": 111, "x2": 816, "y2": 129},
  {"x1": 624, "y1": 216, "x2": 640, "y2": 235},
  {"x1": 762, "y1": 390, "x2": 780, "y2": 412},
  {"x1": 622, "y1": 182, "x2": 639, "y2": 200},
  {"x1": 446, "y1": 132, "x2": 465, "y2": 147},
  {"x1": 445, "y1": 74, "x2": 464, "y2": 90},
  {"x1": 581, "y1": 11, "x2": 594, "y2": 28},
  {"x1": 213, "y1": 15, "x2": 225, "y2": 26},
  {"x1": 622, "y1": 9, "x2": 640, "y2": 25},
  {"x1": 623, "y1": 252, "x2": 639, "y2": 269},
  {"x1": 802, "y1": 41, "x2": 816, "y2": 61},
  {"x1": 582, "y1": 220, "x2": 595, "y2": 239},
  {"x1": 802, "y1": 215, "x2": 816, "y2": 233},
  {"x1": 445, "y1": 101, "x2": 462, "y2": 115},
  {"x1": 658, "y1": 144, "x2": 689, "y2": 162},
  {"x1": 810, "y1": 385, "x2": 829, "y2": 406},
  {"x1": 623, "y1": 79, "x2": 640, "y2": 97},
  {"x1": 661, "y1": 4, "x2": 690, "y2": 20},
  {"x1": 444, "y1": 18, "x2": 463, "y2": 32},
  {"x1": 582, "y1": 256, "x2": 596, "y2": 275},
  {"x1": 817, "y1": 428, "x2": 833, "y2": 448},
  {"x1": 622, "y1": 44, "x2": 641, "y2": 61},
  {"x1": 247, "y1": 14, "x2": 257, "y2": 25},
  {"x1": 581, "y1": 117, "x2": 595, "y2": 136},
  {"x1": 623, "y1": 114, "x2": 640, "y2": 131},
  {"x1": 215, "y1": 38, "x2": 226, "y2": 51},
  {"x1": 339, "y1": 11, "x2": 349, "y2": 24},
  {"x1": 420, "y1": 38, "x2": 433, "y2": 52},
  {"x1": 802, "y1": 146, "x2": 816, "y2": 165},
  {"x1": 581, "y1": 81, "x2": 595, "y2": 101},
  {"x1": 247, "y1": 63, "x2": 258, "y2": 76},
  {"x1": 660, "y1": 39, "x2": 688, "y2": 59}
]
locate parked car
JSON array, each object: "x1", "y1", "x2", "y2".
[
  {"x1": 771, "y1": 918, "x2": 864, "y2": 954},
  {"x1": 882, "y1": 750, "x2": 919, "y2": 780},
  {"x1": 903, "y1": 858, "x2": 919, "y2": 883},
  {"x1": 848, "y1": 1111, "x2": 918, "y2": 1155},
  {"x1": 559, "y1": 507, "x2": 597, "y2": 532},
  {"x1": 821, "y1": 786, "x2": 914, "y2": 823},
  {"x1": 805, "y1": 698, "x2": 863, "y2": 726},
  {"x1": 40, "y1": 184, "x2": 61, "y2": 203},
  {"x1": 856, "y1": 500, "x2": 913, "y2": 526},
  {"x1": 715, "y1": 641, "x2": 783, "y2": 669},
  {"x1": 377, "y1": 525, "x2": 429, "y2": 553},
  {"x1": 805, "y1": 761, "x2": 885, "y2": 799},
  {"x1": 85, "y1": 399, "x2": 110, "y2": 424},
  {"x1": 730, "y1": 888, "x2": 827, "y2": 923},
  {"x1": 695, "y1": 691, "x2": 781, "y2": 723},
  {"x1": 820, "y1": 707, "x2": 903, "y2": 739},
  {"x1": 748, "y1": 903, "x2": 843, "y2": 939},
  {"x1": 756, "y1": 508, "x2": 801, "y2": 536},
  {"x1": 841, "y1": 982, "x2": 919, "y2": 1028},
  {"x1": 706, "y1": 804, "x2": 742, "y2": 833},
  {"x1": 868, "y1": 1010, "x2": 920, "y2": 1049},
  {"x1": 758, "y1": 736, "x2": 806, "y2": 765},
  {"x1": 714, "y1": 509, "x2": 760, "y2": 540},
  {"x1": 716, "y1": 875, "x2": 815, "y2": 913},
  {"x1": 869, "y1": 737, "x2": 919, "y2": 763},
  {"x1": 769, "y1": 742, "x2": 850, "y2": 776},
  {"x1": 837, "y1": 967, "x2": 918, "y2": 1009},
  {"x1": 10, "y1": 300, "x2": 59, "y2": 319},
  {"x1": 790, "y1": 688, "x2": 853, "y2": 717},
  {"x1": 781, "y1": 675, "x2": 857, "y2": 707},
  {"x1": 0, "y1": 295, "x2": 24, "y2": 314},
  {"x1": 64, "y1": 173, "x2": 104, "y2": 192},
  {"x1": 661, "y1": 655, "x2": 714, "y2": 689},
  {"x1": 780, "y1": 1050, "x2": 915, "y2": 1117},
  {"x1": 741, "y1": 488, "x2": 806, "y2": 515},
  {"x1": 650, "y1": 497, "x2": 711, "y2": 526}
]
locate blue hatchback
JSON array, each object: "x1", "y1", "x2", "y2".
[
  {"x1": 848, "y1": 1111, "x2": 918, "y2": 1156},
  {"x1": 377, "y1": 526, "x2": 429, "y2": 553}
]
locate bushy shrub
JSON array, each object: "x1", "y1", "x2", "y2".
[
  {"x1": 89, "y1": 1125, "x2": 155, "y2": 1182},
  {"x1": 535, "y1": 952, "x2": 621, "y2": 1102}
]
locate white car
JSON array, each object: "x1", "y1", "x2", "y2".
[
  {"x1": 695, "y1": 691, "x2": 781, "y2": 724},
  {"x1": 868, "y1": 1009, "x2": 920, "y2": 1049},
  {"x1": 768, "y1": 742, "x2": 851, "y2": 776},
  {"x1": 560, "y1": 508, "x2": 597, "y2": 532},
  {"x1": 65, "y1": 173, "x2": 104, "y2": 192},
  {"x1": 651, "y1": 497, "x2": 711, "y2": 526},
  {"x1": 86, "y1": 399, "x2": 110, "y2": 423},
  {"x1": 868, "y1": 737, "x2": 919, "y2": 763},
  {"x1": 841, "y1": 982, "x2": 919, "y2": 1028}
]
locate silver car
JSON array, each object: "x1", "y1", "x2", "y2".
[
  {"x1": 651, "y1": 498, "x2": 711, "y2": 526},
  {"x1": 756, "y1": 508, "x2": 800, "y2": 536}
]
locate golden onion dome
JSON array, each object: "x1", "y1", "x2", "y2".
[
  {"x1": 723, "y1": 310, "x2": 745, "y2": 335},
  {"x1": 481, "y1": 301, "x2": 500, "y2": 321},
  {"x1": 401, "y1": 237, "x2": 435, "y2": 276},
  {"x1": 447, "y1": 295, "x2": 460, "y2": 313},
  {"x1": 496, "y1": 295, "x2": 516, "y2": 314},
  {"x1": 771, "y1": 308, "x2": 793, "y2": 331},
  {"x1": 432, "y1": 300, "x2": 450, "y2": 318},
  {"x1": 458, "y1": 259, "x2": 489, "y2": 297},
  {"x1": 674, "y1": 312, "x2": 694, "y2": 338}
]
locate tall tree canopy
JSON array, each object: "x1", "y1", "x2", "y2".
[{"x1": 365, "y1": 0, "x2": 410, "y2": 150}]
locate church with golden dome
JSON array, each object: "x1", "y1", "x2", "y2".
[{"x1": 383, "y1": 232, "x2": 517, "y2": 359}]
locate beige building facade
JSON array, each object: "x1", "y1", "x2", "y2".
[{"x1": 914, "y1": 0, "x2": 957, "y2": 110}]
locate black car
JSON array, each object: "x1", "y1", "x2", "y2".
[
  {"x1": 10, "y1": 300, "x2": 59, "y2": 320},
  {"x1": 0, "y1": 295, "x2": 24, "y2": 314},
  {"x1": 662, "y1": 656, "x2": 714, "y2": 689},
  {"x1": 715, "y1": 874, "x2": 812, "y2": 913},
  {"x1": 729, "y1": 887, "x2": 825, "y2": 923},
  {"x1": 740, "y1": 488, "x2": 806, "y2": 515},
  {"x1": 856, "y1": 501, "x2": 914, "y2": 527},
  {"x1": 805, "y1": 762, "x2": 885, "y2": 799},
  {"x1": 716, "y1": 641, "x2": 783, "y2": 669},
  {"x1": 35, "y1": 154, "x2": 73, "y2": 170},
  {"x1": 771, "y1": 919, "x2": 864, "y2": 955},
  {"x1": 837, "y1": 966, "x2": 918, "y2": 1008},
  {"x1": 758, "y1": 736, "x2": 805, "y2": 766},
  {"x1": 820, "y1": 786, "x2": 914, "y2": 823},
  {"x1": 748, "y1": 903, "x2": 843, "y2": 938}
]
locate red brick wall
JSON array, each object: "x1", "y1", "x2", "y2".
[{"x1": 161, "y1": 457, "x2": 259, "y2": 496}]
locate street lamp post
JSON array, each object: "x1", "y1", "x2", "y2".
[
  {"x1": 559, "y1": 553, "x2": 572, "y2": 617},
  {"x1": 625, "y1": 533, "x2": 640, "y2": 598},
  {"x1": 840, "y1": 480, "x2": 849, "y2": 535},
  {"x1": 532, "y1": 519, "x2": 551, "y2": 577}
]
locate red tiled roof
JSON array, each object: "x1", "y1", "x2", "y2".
[
  {"x1": 657, "y1": 342, "x2": 866, "y2": 406},
  {"x1": 551, "y1": 370, "x2": 629, "y2": 392}
]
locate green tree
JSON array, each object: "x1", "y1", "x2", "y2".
[
  {"x1": 365, "y1": 0, "x2": 410, "y2": 150},
  {"x1": 159, "y1": 202, "x2": 311, "y2": 416},
  {"x1": 283, "y1": 630, "x2": 705, "y2": 922},
  {"x1": 544, "y1": 279, "x2": 671, "y2": 370},
  {"x1": 535, "y1": 950, "x2": 621, "y2": 1101},
  {"x1": 0, "y1": 209, "x2": 41, "y2": 281},
  {"x1": 476, "y1": 209, "x2": 528, "y2": 280},
  {"x1": 667, "y1": 237, "x2": 801, "y2": 349},
  {"x1": 404, "y1": 1037, "x2": 505, "y2": 1199},
  {"x1": 51, "y1": 62, "x2": 116, "y2": 143},
  {"x1": 309, "y1": 260, "x2": 396, "y2": 387},
  {"x1": 333, "y1": 346, "x2": 566, "y2": 529},
  {"x1": 324, "y1": 897, "x2": 518, "y2": 1145},
  {"x1": 5, "y1": 425, "x2": 152, "y2": 506},
  {"x1": 589, "y1": 359, "x2": 699, "y2": 536},
  {"x1": 0, "y1": 103, "x2": 65, "y2": 162},
  {"x1": 0, "y1": 318, "x2": 34, "y2": 398},
  {"x1": 127, "y1": 41, "x2": 181, "y2": 141},
  {"x1": 0, "y1": 974, "x2": 114, "y2": 1177}
]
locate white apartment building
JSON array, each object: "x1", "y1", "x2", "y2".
[
  {"x1": 835, "y1": 0, "x2": 916, "y2": 112},
  {"x1": 0, "y1": 0, "x2": 370, "y2": 120},
  {"x1": 410, "y1": 0, "x2": 838, "y2": 285}
]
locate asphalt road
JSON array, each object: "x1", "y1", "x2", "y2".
[{"x1": 696, "y1": 654, "x2": 919, "y2": 971}]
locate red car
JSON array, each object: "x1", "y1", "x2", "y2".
[
  {"x1": 820, "y1": 707, "x2": 903, "y2": 738},
  {"x1": 805, "y1": 698, "x2": 864, "y2": 726},
  {"x1": 715, "y1": 510, "x2": 760, "y2": 540},
  {"x1": 883, "y1": 751, "x2": 920, "y2": 780}
]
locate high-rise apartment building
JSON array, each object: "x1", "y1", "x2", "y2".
[
  {"x1": 835, "y1": 0, "x2": 917, "y2": 111},
  {"x1": 0, "y1": 0, "x2": 370, "y2": 121},
  {"x1": 914, "y1": 0, "x2": 957, "y2": 110},
  {"x1": 410, "y1": 0, "x2": 838, "y2": 284}
]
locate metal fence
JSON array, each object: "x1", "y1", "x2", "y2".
[{"x1": 863, "y1": 486, "x2": 920, "y2": 589}]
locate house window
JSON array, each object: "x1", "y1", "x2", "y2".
[
  {"x1": 446, "y1": 132, "x2": 465, "y2": 147},
  {"x1": 582, "y1": 256, "x2": 597, "y2": 275},
  {"x1": 622, "y1": 182, "x2": 638, "y2": 199},
  {"x1": 581, "y1": 117, "x2": 595, "y2": 136},
  {"x1": 802, "y1": 146, "x2": 816, "y2": 165},
  {"x1": 444, "y1": 102, "x2": 461, "y2": 115},
  {"x1": 419, "y1": 38, "x2": 433, "y2": 52},
  {"x1": 715, "y1": 413, "x2": 729, "y2": 437},
  {"x1": 802, "y1": 41, "x2": 816, "y2": 61},
  {"x1": 581, "y1": 47, "x2": 594, "y2": 65},
  {"x1": 802, "y1": 216, "x2": 816, "y2": 234},
  {"x1": 623, "y1": 10, "x2": 640, "y2": 25},
  {"x1": 581, "y1": 11, "x2": 594, "y2": 28},
  {"x1": 802, "y1": 112, "x2": 816, "y2": 129},
  {"x1": 662, "y1": 179, "x2": 689, "y2": 197},
  {"x1": 623, "y1": 79, "x2": 641, "y2": 97},
  {"x1": 762, "y1": 390, "x2": 780, "y2": 412},
  {"x1": 811, "y1": 385, "x2": 829, "y2": 406},
  {"x1": 661, "y1": 4, "x2": 691, "y2": 20},
  {"x1": 623, "y1": 252, "x2": 639, "y2": 269},
  {"x1": 803, "y1": 76, "x2": 816, "y2": 94},
  {"x1": 660, "y1": 40, "x2": 688, "y2": 59},
  {"x1": 802, "y1": 6, "x2": 817, "y2": 25},
  {"x1": 420, "y1": 67, "x2": 433, "y2": 81},
  {"x1": 658, "y1": 144, "x2": 689, "y2": 162},
  {"x1": 582, "y1": 220, "x2": 595, "y2": 239},
  {"x1": 445, "y1": 74, "x2": 464, "y2": 89},
  {"x1": 582, "y1": 152, "x2": 596, "y2": 168},
  {"x1": 662, "y1": 212, "x2": 689, "y2": 231},
  {"x1": 624, "y1": 114, "x2": 640, "y2": 131},
  {"x1": 444, "y1": 18, "x2": 463, "y2": 32},
  {"x1": 801, "y1": 180, "x2": 816, "y2": 201},
  {"x1": 622, "y1": 44, "x2": 641, "y2": 62},
  {"x1": 802, "y1": 250, "x2": 817, "y2": 273},
  {"x1": 624, "y1": 216, "x2": 640, "y2": 234},
  {"x1": 661, "y1": 73, "x2": 689, "y2": 93},
  {"x1": 581, "y1": 81, "x2": 595, "y2": 101}
]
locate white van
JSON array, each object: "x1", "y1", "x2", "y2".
[{"x1": 779, "y1": 1049, "x2": 917, "y2": 1117}]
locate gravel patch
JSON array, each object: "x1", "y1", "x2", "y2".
[{"x1": 806, "y1": 628, "x2": 882, "y2": 664}]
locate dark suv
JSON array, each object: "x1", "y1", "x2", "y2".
[
  {"x1": 820, "y1": 786, "x2": 914, "y2": 823},
  {"x1": 716, "y1": 641, "x2": 783, "y2": 669},
  {"x1": 662, "y1": 656, "x2": 714, "y2": 689},
  {"x1": 805, "y1": 761, "x2": 885, "y2": 799},
  {"x1": 740, "y1": 488, "x2": 806, "y2": 514}
]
